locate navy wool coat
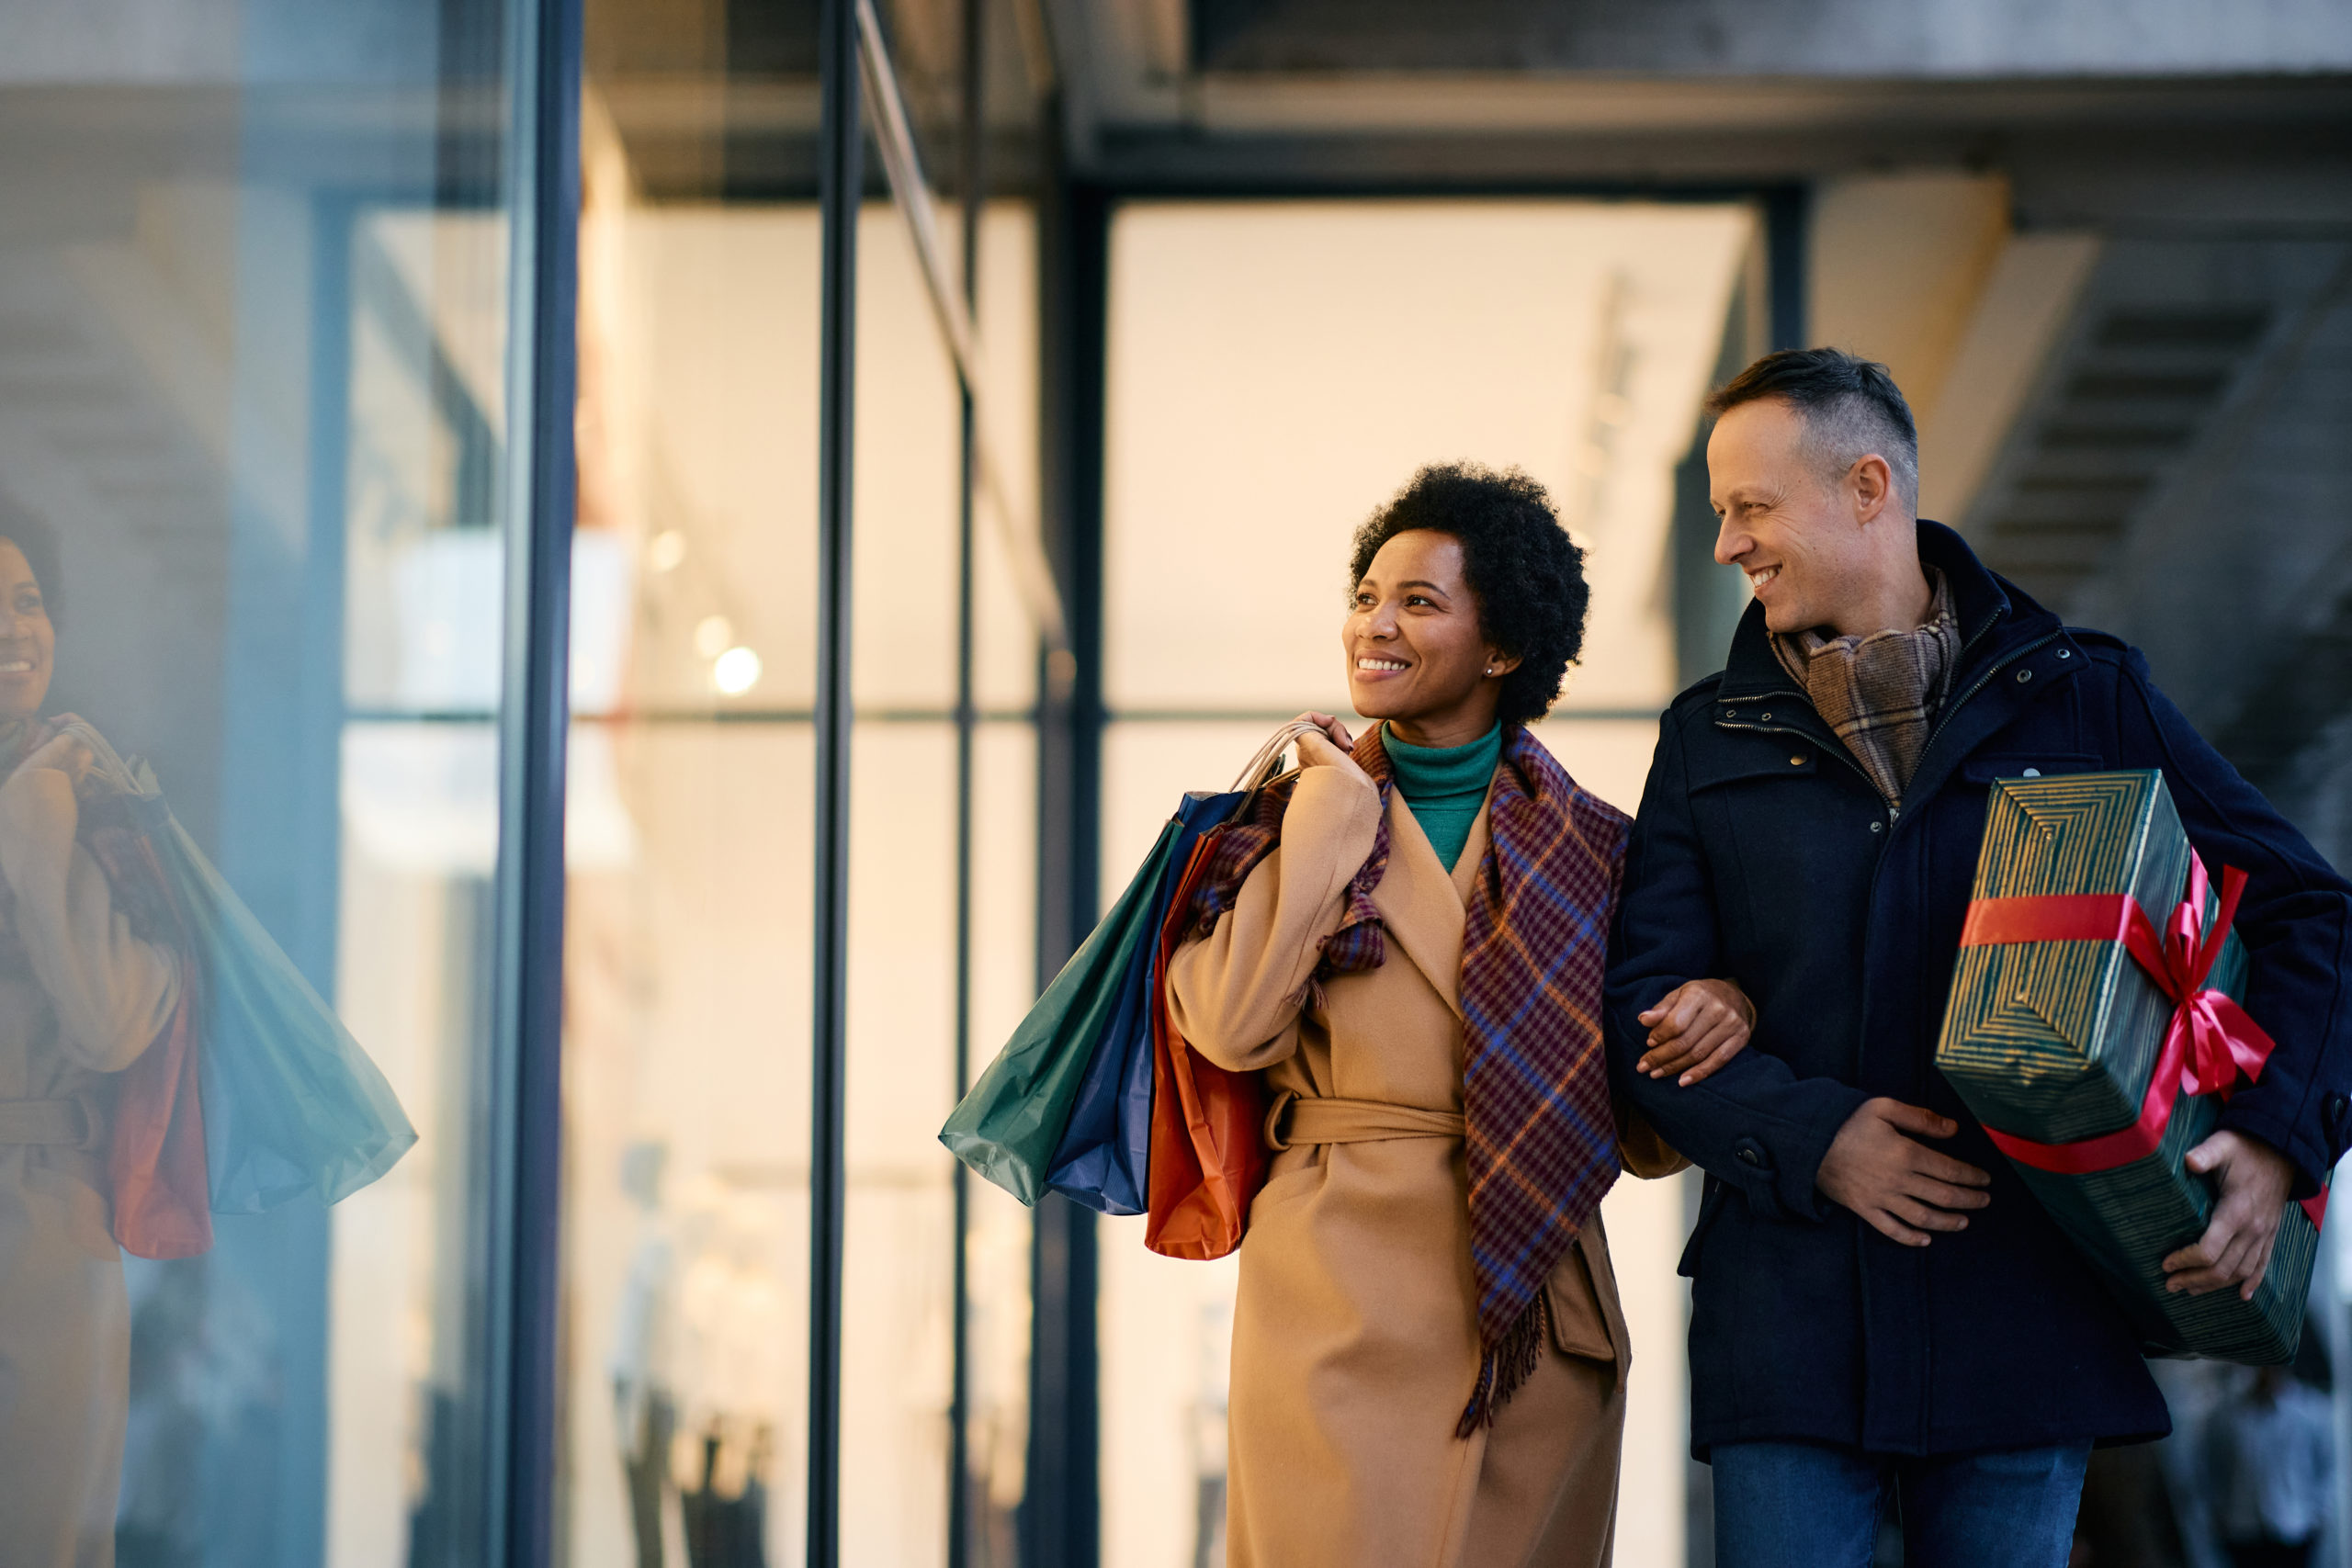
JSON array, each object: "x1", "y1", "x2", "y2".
[{"x1": 1605, "y1": 521, "x2": 2352, "y2": 1459}]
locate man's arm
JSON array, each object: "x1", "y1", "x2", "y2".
[
  {"x1": 1604, "y1": 712, "x2": 1874, "y2": 1222},
  {"x1": 2110, "y1": 650, "x2": 2352, "y2": 1294}
]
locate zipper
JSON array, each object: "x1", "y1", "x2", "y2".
[
  {"x1": 1919, "y1": 629, "x2": 2063, "y2": 761},
  {"x1": 1714, "y1": 626, "x2": 2066, "y2": 832}
]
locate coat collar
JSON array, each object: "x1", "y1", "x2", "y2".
[
  {"x1": 1715, "y1": 520, "x2": 2052, "y2": 703},
  {"x1": 1369, "y1": 777, "x2": 1496, "y2": 1021}
]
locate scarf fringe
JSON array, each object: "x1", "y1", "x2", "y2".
[{"x1": 1454, "y1": 1291, "x2": 1552, "y2": 1438}]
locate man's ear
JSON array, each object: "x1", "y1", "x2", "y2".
[{"x1": 1849, "y1": 452, "x2": 1895, "y2": 525}]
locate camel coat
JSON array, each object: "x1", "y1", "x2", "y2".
[
  {"x1": 1170, "y1": 761, "x2": 1679, "y2": 1568},
  {"x1": 0, "y1": 757, "x2": 181, "y2": 1566}
]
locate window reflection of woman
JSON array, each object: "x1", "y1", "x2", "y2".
[
  {"x1": 1168, "y1": 465, "x2": 1751, "y2": 1567},
  {"x1": 0, "y1": 520, "x2": 180, "y2": 1565}
]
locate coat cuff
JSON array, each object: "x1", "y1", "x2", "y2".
[
  {"x1": 2216, "y1": 1102, "x2": 2330, "y2": 1201},
  {"x1": 1764, "y1": 1084, "x2": 1874, "y2": 1222}
]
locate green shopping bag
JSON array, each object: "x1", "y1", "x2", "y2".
[{"x1": 941, "y1": 816, "x2": 1187, "y2": 1205}]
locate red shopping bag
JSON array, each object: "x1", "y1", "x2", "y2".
[
  {"x1": 1144, "y1": 832, "x2": 1269, "y2": 1261},
  {"x1": 86, "y1": 823, "x2": 212, "y2": 1260}
]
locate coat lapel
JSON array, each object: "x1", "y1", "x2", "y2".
[{"x1": 1371, "y1": 790, "x2": 1468, "y2": 1019}]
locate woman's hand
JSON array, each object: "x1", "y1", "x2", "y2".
[
  {"x1": 0, "y1": 716, "x2": 95, "y2": 861},
  {"x1": 1636, "y1": 978, "x2": 1755, "y2": 1087},
  {"x1": 1292, "y1": 711, "x2": 1369, "y2": 784},
  {"x1": 14, "y1": 716, "x2": 94, "y2": 794}
]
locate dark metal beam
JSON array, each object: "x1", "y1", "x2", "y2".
[
  {"x1": 949, "y1": 1, "x2": 988, "y2": 1564},
  {"x1": 809, "y1": 0, "x2": 862, "y2": 1561},
  {"x1": 490, "y1": 0, "x2": 582, "y2": 1562},
  {"x1": 1025, "y1": 130, "x2": 1109, "y2": 1568}
]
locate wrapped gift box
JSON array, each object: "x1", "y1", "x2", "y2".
[{"x1": 1936, "y1": 770, "x2": 2321, "y2": 1364}]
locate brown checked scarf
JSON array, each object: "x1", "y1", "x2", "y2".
[
  {"x1": 1770, "y1": 568, "x2": 1959, "y2": 808},
  {"x1": 1189, "y1": 723, "x2": 1633, "y2": 1433}
]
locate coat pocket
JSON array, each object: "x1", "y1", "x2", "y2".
[
  {"x1": 1959, "y1": 752, "x2": 2104, "y2": 786},
  {"x1": 1676, "y1": 1177, "x2": 1728, "y2": 1280},
  {"x1": 1546, "y1": 1237, "x2": 1620, "y2": 1363}
]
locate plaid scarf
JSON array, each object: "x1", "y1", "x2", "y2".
[
  {"x1": 1770, "y1": 568, "x2": 1959, "y2": 808},
  {"x1": 1190, "y1": 724, "x2": 1633, "y2": 1431}
]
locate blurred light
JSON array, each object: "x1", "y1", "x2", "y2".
[
  {"x1": 713, "y1": 646, "x2": 763, "y2": 695},
  {"x1": 693, "y1": 614, "x2": 734, "y2": 659},
  {"x1": 647, "y1": 529, "x2": 687, "y2": 573},
  {"x1": 1594, "y1": 391, "x2": 1633, "y2": 426}
]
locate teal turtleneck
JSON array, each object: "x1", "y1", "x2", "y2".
[{"x1": 1382, "y1": 723, "x2": 1500, "y2": 872}]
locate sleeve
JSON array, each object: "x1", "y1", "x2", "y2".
[
  {"x1": 0, "y1": 769, "x2": 179, "y2": 1073},
  {"x1": 2113, "y1": 651, "x2": 2352, "y2": 1195},
  {"x1": 1166, "y1": 765, "x2": 1382, "y2": 1074},
  {"x1": 1604, "y1": 713, "x2": 1871, "y2": 1221}
]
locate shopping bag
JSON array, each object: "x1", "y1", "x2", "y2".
[
  {"x1": 1142, "y1": 724, "x2": 1323, "y2": 1259},
  {"x1": 942, "y1": 818, "x2": 1182, "y2": 1206},
  {"x1": 1040, "y1": 814, "x2": 1197, "y2": 1215},
  {"x1": 1043, "y1": 778, "x2": 1268, "y2": 1215},
  {"x1": 77, "y1": 724, "x2": 417, "y2": 1219},
  {"x1": 944, "y1": 721, "x2": 1316, "y2": 1211}
]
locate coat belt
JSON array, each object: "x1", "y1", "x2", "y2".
[
  {"x1": 1262, "y1": 1089, "x2": 1464, "y2": 1152},
  {"x1": 0, "y1": 1098, "x2": 96, "y2": 1147}
]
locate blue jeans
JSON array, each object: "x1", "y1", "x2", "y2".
[{"x1": 1711, "y1": 1439, "x2": 2091, "y2": 1568}]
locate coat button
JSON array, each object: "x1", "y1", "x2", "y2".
[
  {"x1": 1870, "y1": 821, "x2": 1883, "y2": 833},
  {"x1": 1737, "y1": 1147, "x2": 1761, "y2": 1167},
  {"x1": 2016, "y1": 669, "x2": 2033, "y2": 683},
  {"x1": 2057, "y1": 649, "x2": 2073, "y2": 660},
  {"x1": 1760, "y1": 711, "x2": 1773, "y2": 721},
  {"x1": 1790, "y1": 754, "x2": 1806, "y2": 766},
  {"x1": 2022, "y1": 768, "x2": 2041, "y2": 778}
]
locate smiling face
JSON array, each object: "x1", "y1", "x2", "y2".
[
  {"x1": 1342, "y1": 529, "x2": 1517, "y2": 748},
  {"x1": 1708, "y1": 396, "x2": 1906, "y2": 637},
  {"x1": 0, "y1": 541, "x2": 52, "y2": 721}
]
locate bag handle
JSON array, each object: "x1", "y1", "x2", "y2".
[{"x1": 1227, "y1": 718, "x2": 1335, "y2": 800}]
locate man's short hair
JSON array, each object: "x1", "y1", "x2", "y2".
[{"x1": 1705, "y1": 347, "x2": 1919, "y2": 513}]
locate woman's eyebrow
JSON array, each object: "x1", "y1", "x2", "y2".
[{"x1": 1395, "y1": 579, "x2": 1450, "y2": 596}]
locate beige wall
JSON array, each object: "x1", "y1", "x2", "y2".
[{"x1": 1806, "y1": 172, "x2": 2100, "y2": 528}]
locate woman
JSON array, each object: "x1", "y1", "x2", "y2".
[
  {"x1": 1168, "y1": 464, "x2": 1749, "y2": 1567},
  {"x1": 0, "y1": 517, "x2": 180, "y2": 1565}
]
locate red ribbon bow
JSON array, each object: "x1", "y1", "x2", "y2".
[{"x1": 1957, "y1": 849, "x2": 2323, "y2": 1229}]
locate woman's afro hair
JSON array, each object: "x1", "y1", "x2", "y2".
[{"x1": 1347, "y1": 463, "x2": 1589, "y2": 729}]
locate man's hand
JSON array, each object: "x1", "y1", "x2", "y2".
[
  {"x1": 2163, "y1": 1130, "x2": 2295, "y2": 1300},
  {"x1": 1815, "y1": 1099, "x2": 1992, "y2": 1247},
  {"x1": 1636, "y1": 979, "x2": 1755, "y2": 1087}
]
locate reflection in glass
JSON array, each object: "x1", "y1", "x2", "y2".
[{"x1": 0, "y1": 0, "x2": 531, "y2": 1559}]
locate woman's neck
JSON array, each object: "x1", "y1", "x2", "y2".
[{"x1": 1384, "y1": 706, "x2": 1502, "y2": 750}]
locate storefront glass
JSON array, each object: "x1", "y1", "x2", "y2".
[{"x1": 0, "y1": 0, "x2": 537, "y2": 1562}]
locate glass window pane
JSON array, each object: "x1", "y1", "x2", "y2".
[
  {"x1": 563, "y1": 14, "x2": 823, "y2": 1563},
  {"x1": 0, "y1": 0, "x2": 532, "y2": 1560}
]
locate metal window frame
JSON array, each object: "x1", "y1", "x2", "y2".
[
  {"x1": 808, "y1": 0, "x2": 863, "y2": 1563},
  {"x1": 479, "y1": 0, "x2": 1812, "y2": 1546},
  {"x1": 1013, "y1": 168, "x2": 1809, "y2": 1568},
  {"x1": 489, "y1": 0, "x2": 584, "y2": 1563}
]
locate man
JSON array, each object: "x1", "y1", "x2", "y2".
[{"x1": 1605, "y1": 348, "x2": 2352, "y2": 1568}]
